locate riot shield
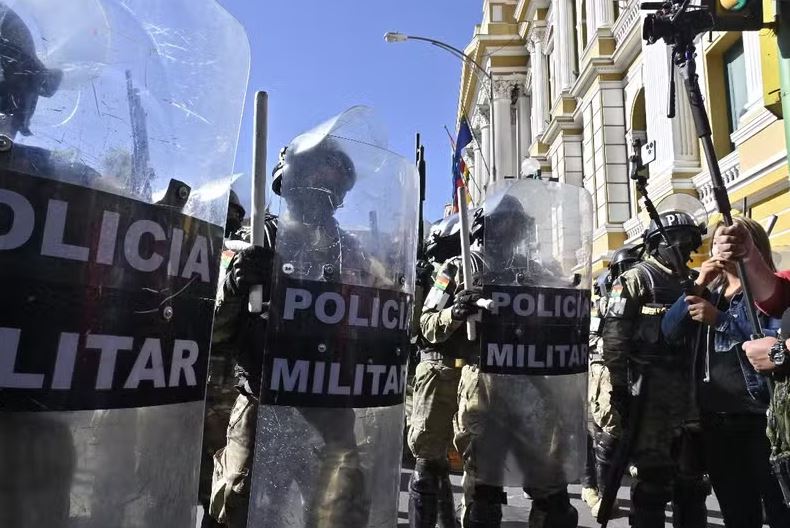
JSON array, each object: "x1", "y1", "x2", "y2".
[
  {"x1": 0, "y1": 1, "x2": 249, "y2": 527},
  {"x1": 248, "y1": 106, "x2": 419, "y2": 527},
  {"x1": 475, "y1": 179, "x2": 593, "y2": 490}
]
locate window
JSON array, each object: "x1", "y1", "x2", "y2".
[
  {"x1": 492, "y1": 5, "x2": 503, "y2": 22},
  {"x1": 724, "y1": 38, "x2": 747, "y2": 138}
]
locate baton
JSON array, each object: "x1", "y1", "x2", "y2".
[
  {"x1": 248, "y1": 91, "x2": 268, "y2": 313},
  {"x1": 457, "y1": 186, "x2": 476, "y2": 340}
]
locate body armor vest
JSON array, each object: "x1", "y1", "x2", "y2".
[{"x1": 631, "y1": 260, "x2": 686, "y2": 364}]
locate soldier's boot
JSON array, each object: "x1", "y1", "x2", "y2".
[
  {"x1": 528, "y1": 490, "x2": 579, "y2": 528},
  {"x1": 592, "y1": 430, "x2": 618, "y2": 517},
  {"x1": 408, "y1": 459, "x2": 440, "y2": 528},
  {"x1": 581, "y1": 433, "x2": 599, "y2": 512},
  {"x1": 200, "y1": 510, "x2": 224, "y2": 528},
  {"x1": 670, "y1": 475, "x2": 709, "y2": 528},
  {"x1": 437, "y1": 472, "x2": 460, "y2": 528},
  {"x1": 629, "y1": 469, "x2": 671, "y2": 528},
  {"x1": 306, "y1": 448, "x2": 370, "y2": 528},
  {"x1": 462, "y1": 485, "x2": 505, "y2": 528}
]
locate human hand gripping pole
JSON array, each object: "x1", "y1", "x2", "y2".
[{"x1": 248, "y1": 91, "x2": 268, "y2": 313}]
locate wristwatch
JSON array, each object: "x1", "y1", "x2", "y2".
[{"x1": 769, "y1": 336, "x2": 788, "y2": 367}]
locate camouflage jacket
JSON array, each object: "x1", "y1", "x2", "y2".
[
  {"x1": 419, "y1": 255, "x2": 481, "y2": 361},
  {"x1": 601, "y1": 256, "x2": 688, "y2": 391}
]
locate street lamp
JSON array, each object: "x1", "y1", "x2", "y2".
[{"x1": 384, "y1": 31, "x2": 497, "y2": 182}]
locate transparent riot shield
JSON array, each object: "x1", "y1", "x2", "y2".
[
  {"x1": 248, "y1": 106, "x2": 419, "y2": 527},
  {"x1": 0, "y1": 1, "x2": 249, "y2": 527},
  {"x1": 473, "y1": 179, "x2": 593, "y2": 490}
]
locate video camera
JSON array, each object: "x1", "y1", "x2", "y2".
[{"x1": 642, "y1": 1, "x2": 714, "y2": 45}]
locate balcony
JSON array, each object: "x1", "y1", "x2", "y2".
[
  {"x1": 692, "y1": 151, "x2": 740, "y2": 213},
  {"x1": 612, "y1": 0, "x2": 641, "y2": 48}
]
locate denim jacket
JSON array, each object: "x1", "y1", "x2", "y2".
[{"x1": 661, "y1": 286, "x2": 780, "y2": 404}]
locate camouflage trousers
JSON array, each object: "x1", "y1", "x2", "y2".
[
  {"x1": 454, "y1": 365, "x2": 571, "y2": 506},
  {"x1": 209, "y1": 393, "x2": 258, "y2": 528},
  {"x1": 769, "y1": 377, "x2": 790, "y2": 458},
  {"x1": 626, "y1": 362, "x2": 693, "y2": 469},
  {"x1": 408, "y1": 358, "x2": 462, "y2": 462},
  {"x1": 588, "y1": 358, "x2": 621, "y2": 436},
  {"x1": 200, "y1": 382, "x2": 239, "y2": 508},
  {"x1": 210, "y1": 396, "x2": 370, "y2": 528}
]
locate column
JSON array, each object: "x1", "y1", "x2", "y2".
[
  {"x1": 472, "y1": 140, "x2": 483, "y2": 203},
  {"x1": 557, "y1": 0, "x2": 576, "y2": 91},
  {"x1": 529, "y1": 33, "x2": 549, "y2": 139},
  {"x1": 474, "y1": 108, "x2": 491, "y2": 191},
  {"x1": 643, "y1": 44, "x2": 700, "y2": 188},
  {"x1": 493, "y1": 79, "x2": 516, "y2": 178},
  {"x1": 594, "y1": 0, "x2": 615, "y2": 28},
  {"x1": 518, "y1": 88, "x2": 532, "y2": 161},
  {"x1": 742, "y1": 31, "x2": 763, "y2": 110},
  {"x1": 586, "y1": 0, "x2": 598, "y2": 42}
]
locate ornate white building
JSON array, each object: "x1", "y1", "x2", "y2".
[{"x1": 458, "y1": 0, "x2": 789, "y2": 273}]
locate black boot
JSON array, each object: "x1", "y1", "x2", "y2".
[
  {"x1": 463, "y1": 485, "x2": 505, "y2": 528},
  {"x1": 408, "y1": 459, "x2": 441, "y2": 528},
  {"x1": 437, "y1": 472, "x2": 460, "y2": 528}
]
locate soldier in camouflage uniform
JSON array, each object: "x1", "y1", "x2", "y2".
[
  {"x1": 601, "y1": 209, "x2": 709, "y2": 527},
  {"x1": 198, "y1": 190, "x2": 254, "y2": 528},
  {"x1": 421, "y1": 196, "x2": 578, "y2": 528},
  {"x1": 582, "y1": 246, "x2": 641, "y2": 516},
  {"x1": 407, "y1": 211, "x2": 471, "y2": 528},
  {"x1": 206, "y1": 163, "x2": 279, "y2": 528}
]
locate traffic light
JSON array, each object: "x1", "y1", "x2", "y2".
[{"x1": 704, "y1": 0, "x2": 764, "y2": 31}]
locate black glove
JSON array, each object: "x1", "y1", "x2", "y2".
[
  {"x1": 416, "y1": 259, "x2": 433, "y2": 287},
  {"x1": 451, "y1": 288, "x2": 482, "y2": 321},
  {"x1": 228, "y1": 245, "x2": 272, "y2": 295}
]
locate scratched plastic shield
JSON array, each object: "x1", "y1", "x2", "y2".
[
  {"x1": 0, "y1": 1, "x2": 249, "y2": 527},
  {"x1": 247, "y1": 106, "x2": 419, "y2": 527},
  {"x1": 472, "y1": 179, "x2": 593, "y2": 489}
]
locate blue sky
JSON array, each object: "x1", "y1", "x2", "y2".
[{"x1": 218, "y1": 0, "x2": 482, "y2": 223}]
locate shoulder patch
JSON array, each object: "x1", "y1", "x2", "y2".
[
  {"x1": 610, "y1": 283, "x2": 623, "y2": 299},
  {"x1": 220, "y1": 249, "x2": 236, "y2": 271},
  {"x1": 435, "y1": 274, "x2": 451, "y2": 291}
]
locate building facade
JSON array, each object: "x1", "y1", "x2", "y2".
[{"x1": 457, "y1": 0, "x2": 789, "y2": 274}]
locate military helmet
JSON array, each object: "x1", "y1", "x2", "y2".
[
  {"x1": 228, "y1": 188, "x2": 245, "y2": 218},
  {"x1": 472, "y1": 193, "x2": 534, "y2": 243},
  {"x1": 609, "y1": 244, "x2": 641, "y2": 280},
  {"x1": 643, "y1": 210, "x2": 703, "y2": 252},
  {"x1": 275, "y1": 140, "x2": 357, "y2": 208},
  {"x1": 270, "y1": 146, "x2": 288, "y2": 196},
  {"x1": 0, "y1": 4, "x2": 63, "y2": 136},
  {"x1": 424, "y1": 209, "x2": 482, "y2": 263}
]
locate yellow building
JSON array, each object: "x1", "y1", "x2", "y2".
[{"x1": 457, "y1": 0, "x2": 790, "y2": 274}]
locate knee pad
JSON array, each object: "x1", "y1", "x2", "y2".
[
  {"x1": 631, "y1": 467, "x2": 672, "y2": 512},
  {"x1": 463, "y1": 487, "x2": 505, "y2": 528},
  {"x1": 593, "y1": 431, "x2": 618, "y2": 463},
  {"x1": 411, "y1": 459, "x2": 446, "y2": 496},
  {"x1": 671, "y1": 475, "x2": 709, "y2": 528},
  {"x1": 673, "y1": 474, "x2": 710, "y2": 502}
]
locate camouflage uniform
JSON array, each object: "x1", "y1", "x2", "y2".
[
  {"x1": 208, "y1": 221, "x2": 275, "y2": 528},
  {"x1": 199, "y1": 229, "x2": 250, "y2": 526},
  {"x1": 769, "y1": 376, "x2": 790, "y2": 497},
  {"x1": 588, "y1": 295, "x2": 619, "y2": 437},
  {"x1": 602, "y1": 257, "x2": 708, "y2": 527},
  {"x1": 421, "y1": 256, "x2": 576, "y2": 528},
  {"x1": 407, "y1": 259, "x2": 461, "y2": 528}
]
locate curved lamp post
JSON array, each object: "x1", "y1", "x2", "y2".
[{"x1": 384, "y1": 31, "x2": 496, "y2": 182}]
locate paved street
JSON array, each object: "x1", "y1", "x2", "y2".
[{"x1": 396, "y1": 469, "x2": 746, "y2": 528}]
